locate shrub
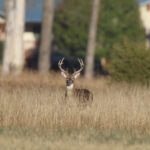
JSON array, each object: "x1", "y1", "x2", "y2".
[{"x1": 107, "y1": 42, "x2": 150, "y2": 85}]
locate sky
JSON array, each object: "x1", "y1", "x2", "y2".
[
  {"x1": 0, "y1": 0, "x2": 62, "y2": 22},
  {"x1": 1, "y1": 0, "x2": 149, "y2": 22},
  {"x1": 138, "y1": 0, "x2": 150, "y2": 4}
]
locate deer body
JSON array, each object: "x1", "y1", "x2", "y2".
[
  {"x1": 65, "y1": 85, "x2": 92, "y2": 101},
  {"x1": 58, "y1": 58, "x2": 93, "y2": 104}
]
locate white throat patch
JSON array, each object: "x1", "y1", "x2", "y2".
[{"x1": 67, "y1": 84, "x2": 74, "y2": 90}]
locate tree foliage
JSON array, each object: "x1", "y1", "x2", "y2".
[
  {"x1": 54, "y1": 0, "x2": 145, "y2": 60},
  {"x1": 54, "y1": 0, "x2": 92, "y2": 57},
  {"x1": 96, "y1": 0, "x2": 145, "y2": 59}
]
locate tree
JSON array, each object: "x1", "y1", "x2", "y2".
[
  {"x1": 85, "y1": 0, "x2": 100, "y2": 79},
  {"x1": 54, "y1": 0, "x2": 92, "y2": 57},
  {"x1": 107, "y1": 41, "x2": 150, "y2": 85},
  {"x1": 3, "y1": 0, "x2": 25, "y2": 75},
  {"x1": 2, "y1": 0, "x2": 14, "y2": 74},
  {"x1": 38, "y1": 0, "x2": 54, "y2": 73},
  {"x1": 12, "y1": 0, "x2": 25, "y2": 74},
  {"x1": 96, "y1": 0, "x2": 145, "y2": 59},
  {"x1": 53, "y1": 0, "x2": 145, "y2": 75}
]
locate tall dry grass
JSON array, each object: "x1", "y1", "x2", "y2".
[{"x1": 0, "y1": 72, "x2": 150, "y2": 132}]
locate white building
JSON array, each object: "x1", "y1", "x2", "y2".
[
  {"x1": 0, "y1": 11, "x2": 41, "y2": 53},
  {"x1": 139, "y1": 0, "x2": 150, "y2": 48}
]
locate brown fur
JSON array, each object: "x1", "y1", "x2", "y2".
[
  {"x1": 58, "y1": 58, "x2": 93, "y2": 105},
  {"x1": 65, "y1": 88, "x2": 93, "y2": 106},
  {"x1": 74, "y1": 89, "x2": 93, "y2": 103}
]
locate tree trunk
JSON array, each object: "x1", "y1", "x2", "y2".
[
  {"x1": 2, "y1": 0, "x2": 15, "y2": 74},
  {"x1": 38, "y1": 0, "x2": 54, "y2": 74},
  {"x1": 85, "y1": 0, "x2": 100, "y2": 79},
  {"x1": 2, "y1": 0, "x2": 25, "y2": 75},
  {"x1": 11, "y1": 0, "x2": 25, "y2": 74}
]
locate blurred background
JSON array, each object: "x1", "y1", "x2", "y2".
[{"x1": 0, "y1": 0, "x2": 150, "y2": 84}]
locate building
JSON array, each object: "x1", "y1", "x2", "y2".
[
  {"x1": 139, "y1": 0, "x2": 150, "y2": 48},
  {"x1": 0, "y1": 0, "x2": 61, "y2": 51},
  {"x1": 0, "y1": 0, "x2": 44, "y2": 51}
]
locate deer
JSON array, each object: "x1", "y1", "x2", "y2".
[{"x1": 58, "y1": 58, "x2": 93, "y2": 105}]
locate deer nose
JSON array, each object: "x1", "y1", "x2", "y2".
[
  {"x1": 66, "y1": 81, "x2": 71, "y2": 86},
  {"x1": 66, "y1": 79, "x2": 73, "y2": 86}
]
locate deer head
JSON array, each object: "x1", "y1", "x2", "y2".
[{"x1": 58, "y1": 58, "x2": 84, "y2": 89}]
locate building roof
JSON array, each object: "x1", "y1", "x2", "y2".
[
  {"x1": 0, "y1": 0, "x2": 62, "y2": 23},
  {"x1": 139, "y1": 0, "x2": 150, "y2": 5}
]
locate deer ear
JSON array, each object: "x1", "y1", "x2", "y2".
[
  {"x1": 74, "y1": 72, "x2": 80, "y2": 79},
  {"x1": 61, "y1": 72, "x2": 67, "y2": 78}
]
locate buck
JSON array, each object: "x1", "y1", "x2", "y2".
[{"x1": 58, "y1": 58, "x2": 93, "y2": 104}]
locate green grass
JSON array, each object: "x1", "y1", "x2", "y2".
[{"x1": 0, "y1": 127, "x2": 150, "y2": 150}]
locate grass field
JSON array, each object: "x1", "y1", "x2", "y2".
[{"x1": 0, "y1": 72, "x2": 150, "y2": 149}]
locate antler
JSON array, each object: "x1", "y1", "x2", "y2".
[
  {"x1": 58, "y1": 58, "x2": 67, "y2": 74},
  {"x1": 73, "y1": 58, "x2": 84, "y2": 75}
]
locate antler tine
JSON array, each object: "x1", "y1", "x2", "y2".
[
  {"x1": 58, "y1": 58, "x2": 67, "y2": 73},
  {"x1": 78, "y1": 58, "x2": 84, "y2": 67},
  {"x1": 73, "y1": 58, "x2": 84, "y2": 75}
]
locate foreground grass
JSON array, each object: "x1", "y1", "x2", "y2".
[
  {"x1": 0, "y1": 127, "x2": 150, "y2": 150},
  {"x1": 0, "y1": 72, "x2": 150, "y2": 149}
]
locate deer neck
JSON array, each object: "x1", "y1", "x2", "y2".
[{"x1": 66, "y1": 84, "x2": 74, "y2": 97}]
